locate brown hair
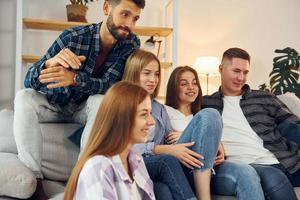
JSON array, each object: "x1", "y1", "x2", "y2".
[
  {"x1": 166, "y1": 66, "x2": 202, "y2": 115},
  {"x1": 64, "y1": 81, "x2": 149, "y2": 200},
  {"x1": 107, "y1": 0, "x2": 146, "y2": 9},
  {"x1": 221, "y1": 47, "x2": 251, "y2": 66},
  {"x1": 123, "y1": 49, "x2": 161, "y2": 98}
]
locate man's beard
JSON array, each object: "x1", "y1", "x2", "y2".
[{"x1": 106, "y1": 13, "x2": 131, "y2": 41}]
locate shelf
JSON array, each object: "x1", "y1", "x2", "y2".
[
  {"x1": 22, "y1": 55, "x2": 172, "y2": 69},
  {"x1": 23, "y1": 18, "x2": 173, "y2": 37},
  {"x1": 22, "y1": 55, "x2": 40, "y2": 63}
]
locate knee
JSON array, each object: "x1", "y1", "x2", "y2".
[
  {"x1": 15, "y1": 89, "x2": 34, "y2": 101},
  {"x1": 14, "y1": 89, "x2": 37, "y2": 108},
  {"x1": 218, "y1": 162, "x2": 261, "y2": 184},
  {"x1": 196, "y1": 108, "x2": 222, "y2": 126},
  {"x1": 194, "y1": 108, "x2": 222, "y2": 137},
  {"x1": 199, "y1": 108, "x2": 221, "y2": 119},
  {"x1": 237, "y1": 165, "x2": 261, "y2": 183}
]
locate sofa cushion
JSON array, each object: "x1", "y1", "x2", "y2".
[
  {"x1": 0, "y1": 109, "x2": 17, "y2": 154},
  {"x1": 277, "y1": 92, "x2": 300, "y2": 118},
  {"x1": 0, "y1": 152, "x2": 36, "y2": 199},
  {"x1": 41, "y1": 123, "x2": 81, "y2": 181}
]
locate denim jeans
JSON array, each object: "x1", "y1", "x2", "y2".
[
  {"x1": 278, "y1": 121, "x2": 300, "y2": 146},
  {"x1": 177, "y1": 108, "x2": 222, "y2": 171},
  {"x1": 211, "y1": 161, "x2": 299, "y2": 200},
  {"x1": 144, "y1": 154, "x2": 196, "y2": 200},
  {"x1": 13, "y1": 89, "x2": 103, "y2": 178},
  {"x1": 153, "y1": 182, "x2": 173, "y2": 200},
  {"x1": 144, "y1": 108, "x2": 222, "y2": 200},
  {"x1": 251, "y1": 164, "x2": 298, "y2": 200},
  {"x1": 211, "y1": 161, "x2": 265, "y2": 200}
]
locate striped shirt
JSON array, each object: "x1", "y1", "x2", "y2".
[
  {"x1": 202, "y1": 84, "x2": 300, "y2": 174},
  {"x1": 75, "y1": 147, "x2": 155, "y2": 200},
  {"x1": 24, "y1": 23, "x2": 140, "y2": 106}
]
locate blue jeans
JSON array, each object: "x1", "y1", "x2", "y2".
[
  {"x1": 278, "y1": 121, "x2": 300, "y2": 146},
  {"x1": 144, "y1": 108, "x2": 222, "y2": 200},
  {"x1": 144, "y1": 154, "x2": 196, "y2": 200},
  {"x1": 251, "y1": 164, "x2": 298, "y2": 200},
  {"x1": 211, "y1": 161, "x2": 265, "y2": 200},
  {"x1": 178, "y1": 108, "x2": 222, "y2": 171},
  {"x1": 212, "y1": 161, "x2": 299, "y2": 200}
]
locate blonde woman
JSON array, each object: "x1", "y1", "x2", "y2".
[
  {"x1": 123, "y1": 49, "x2": 222, "y2": 200},
  {"x1": 64, "y1": 82, "x2": 155, "y2": 200}
]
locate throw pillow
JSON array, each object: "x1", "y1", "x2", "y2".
[
  {"x1": 0, "y1": 152, "x2": 36, "y2": 199},
  {"x1": 277, "y1": 92, "x2": 300, "y2": 118}
]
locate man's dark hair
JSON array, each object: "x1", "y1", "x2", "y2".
[
  {"x1": 107, "y1": 0, "x2": 146, "y2": 9},
  {"x1": 222, "y1": 47, "x2": 251, "y2": 63}
]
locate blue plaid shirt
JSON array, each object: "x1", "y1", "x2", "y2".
[{"x1": 24, "y1": 23, "x2": 140, "y2": 106}]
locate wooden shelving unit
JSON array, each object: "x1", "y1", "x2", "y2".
[
  {"x1": 22, "y1": 55, "x2": 172, "y2": 69},
  {"x1": 22, "y1": 18, "x2": 173, "y2": 69},
  {"x1": 23, "y1": 18, "x2": 173, "y2": 37}
]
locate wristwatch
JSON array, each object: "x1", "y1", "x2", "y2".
[{"x1": 73, "y1": 73, "x2": 81, "y2": 86}]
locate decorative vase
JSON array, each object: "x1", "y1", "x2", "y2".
[{"x1": 66, "y1": 4, "x2": 88, "y2": 22}]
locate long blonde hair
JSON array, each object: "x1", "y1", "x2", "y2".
[
  {"x1": 64, "y1": 81, "x2": 149, "y2": 200},
  {"x1": 123, "y1": 49, "x2": 161, "y2": 98}
]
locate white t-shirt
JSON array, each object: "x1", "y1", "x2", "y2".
[
  {"x1": 164, "y1": 105, "x2": 193, "y2": 132},
  {"x1": 222, "y1": 96, "x2": 279, "y2": 165}
]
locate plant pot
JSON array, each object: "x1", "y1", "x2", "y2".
[{"x1": 66, "y1": 4, "x2": 88, "y2": 22}]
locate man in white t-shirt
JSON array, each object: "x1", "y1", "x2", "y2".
[{"x1": 203, "y1": 47, "x2": 300, "y2": 200}]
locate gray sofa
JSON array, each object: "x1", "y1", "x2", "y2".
[
  {"x1": 0, "y1": 91, "x2": 300, "y2": 199},
  {"x1": 0, "y1": 109, "x2": 80, "y2": 199}
]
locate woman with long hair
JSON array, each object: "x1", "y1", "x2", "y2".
[
  {"x1": 64, "y1": 81, "x2": 155, "y2": 200},
  {"x1": 165, "y1": 66, "x2": 265, "y2": 200},
  {"x1": 123, "y1": 49, "x2": 222, "y2": 200}
]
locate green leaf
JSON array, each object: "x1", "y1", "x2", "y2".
[{"x1": 267, "y1": 47, "x2": 300, "y2": 97}]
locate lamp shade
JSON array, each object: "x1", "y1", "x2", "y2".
[{"x1": 194, "y1": 56, "x2": 220, "y2": 75}]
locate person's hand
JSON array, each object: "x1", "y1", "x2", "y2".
[
  {"x1": 165, "y1": 131, "x2": 182, "y2": 144},
  {"x1": 39, "y1": 66, "x2": 76, "y2": 89},
  {"x1": 168, "y1": 142, "x2": 204, "y2": 169},
  {"x1": 214, "y1": 143, "x2": 225, "y2": 166},
  {"x1": 45, "y1": 48, "x2": 86, "y2": 69}
]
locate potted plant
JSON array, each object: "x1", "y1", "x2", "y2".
[
  {"x1": 66, "y1": 0, "x2": 98, "y2": 22},
  {"x1": 259, "y1": 47, "x2": 300, "y2": 98}
]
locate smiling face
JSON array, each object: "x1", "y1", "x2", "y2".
[
  {"x1": 139, "y1": 60, "x2": 160, "y2": 95},
  {"x1": 130, "y1": 96, "x2": 154, "y2": 144},
  {"x1": 104, "y1": 0, "x2": 141, "y2": 40},
  {"x1": 178, "y1": 71, "x2": 199, "y2": 106},
  {"x1": 220, "y1": 57, "x2": 250, "y2": 96}
]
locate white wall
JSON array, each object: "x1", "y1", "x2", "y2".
[
  {"x1": 177, "y1": 0, "x2": 300, "y2": 92},
  {"x1": 0, "y1": 0, "x2": 16, "y2": 109}
]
